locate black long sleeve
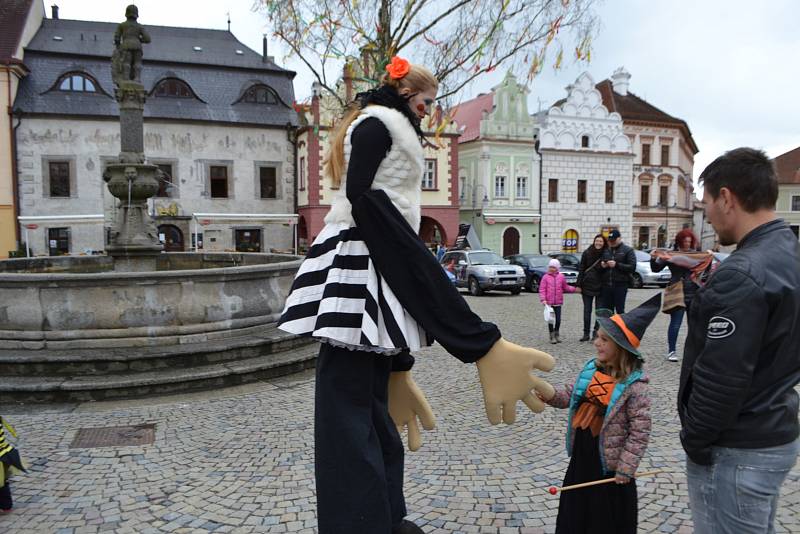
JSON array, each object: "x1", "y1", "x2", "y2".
[
  {"x1": 351, "y1": 189, "x2": 500, "y2": 363},
  {"x1": 344, "y1": 117, "x2": 500, "y2": 362},
  {"x1": 346, "y1": 118, "x2": 392, "y2": 203}
]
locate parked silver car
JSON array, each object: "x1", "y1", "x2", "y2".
[
  {"x1": 632, "y1": 249, "x2": 672, "y2": 288},
  {"x1": 441, "y1": 249, "x2": 526, "y2": 296}
]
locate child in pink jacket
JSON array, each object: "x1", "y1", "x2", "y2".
[{"x1": 540, "y1": 259, "x2": 580, "y2": 343}]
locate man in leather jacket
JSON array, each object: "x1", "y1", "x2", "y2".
[
  {"x1": 599, "y1": 229, "x2": 637, "y2": 314},
  {"x1": 679, "y1": 147, "x2": 800, "y2": 534}
]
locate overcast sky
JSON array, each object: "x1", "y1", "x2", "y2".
[{"x1": 50, "y1": 0, "x2": 799, "y2": 194}]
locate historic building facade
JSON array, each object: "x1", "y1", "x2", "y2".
[
  {"x1": 773, "y1": 146, "x2": 800, "y2": 240},
  {"x1": 295, "y1": 62, "x2": 460, "y2": 250},
  {"x1": 0, "y1": 0, "x2": 44, "y2": 257},
  {"x1": 594, "y1": 68, "x2": 699, "y2": 249},
  {"x1": 13, "y1": 11, "x2": 297, "y2": 256},
  {"x1": 536, "y1": 72, "x2": 634, "y2": 254},
  {"x1": 451, "y1": 71, "x2": 540, "y2": 255}
]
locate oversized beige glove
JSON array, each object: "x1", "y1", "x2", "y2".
[
  {"x1": 476, "y1": 337, "x2": 556, "y2": 425},
  {"x1": 388, "y1": 371, "x2": 436, "y2": 452}
]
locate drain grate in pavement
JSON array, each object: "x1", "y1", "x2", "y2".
[{"x1": 70, "y1": 423, "x2": 156, "y2": 449}]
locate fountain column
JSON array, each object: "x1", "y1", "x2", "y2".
[{"x1": 103, "y1": 4, "x2": 163, "y2": 272}]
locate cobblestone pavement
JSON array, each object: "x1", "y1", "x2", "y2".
[{"x1": 3, "y1": 289, "x2": 799, "y2": 533}]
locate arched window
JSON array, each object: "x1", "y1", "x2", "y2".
[
  {"x1": 242, "y1": 84, "x2": 278, "y2": 104},
  {"x1": 153, "y1": 78, "x2": 193, "y2": 98},
  {"x1": 57, "y1": 73, "x2": 97, "y2": 92}
]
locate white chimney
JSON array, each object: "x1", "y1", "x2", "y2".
[{"x1": 611, "y1": 67, "x2": 631, "y2": 96}]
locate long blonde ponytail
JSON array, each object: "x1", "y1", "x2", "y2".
[{"x1": 323, "y1": 63, "x2": 438, "y2": 188}]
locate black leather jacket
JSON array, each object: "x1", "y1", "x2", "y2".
[
  {"x1": 678, "y1": 220, "x2": 800, "y2": 464},
  {"x1": 600, "y1": 243, "x2": 637, "y2": 286}
]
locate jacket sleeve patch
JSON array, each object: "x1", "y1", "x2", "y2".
[{"x1": 707, "y1": 316, "x2": 736, "y2": 339}]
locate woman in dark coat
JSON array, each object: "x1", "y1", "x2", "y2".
[
  {"x1": 650, "y1": 228, "x2": 699, "y2": 361},
  {"x1": 577, "y1": 234, "x2": 608, "y2": 341}
]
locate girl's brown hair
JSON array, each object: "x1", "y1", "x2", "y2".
[
  {"x1": 603, "y1": 341, "x2": 642, "y2": 381},
  {"x1": 323, "y1": 63, "x2": 438, "y2": 188}
]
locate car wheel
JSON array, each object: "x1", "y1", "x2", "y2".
[
  {"x1": 509, "y1": 287, "x2": 521, "y2": 295},
  {"x1": 527, "y1": 276, "x2": 539, "y2": 293},
  {"x1": 631, "y1": 273, "x2": 643, "y2": 289},
  {"x1": 468, "y1": 277, "x2": 483, "y2": 296}
]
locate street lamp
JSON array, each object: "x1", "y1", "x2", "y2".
[{"x1": 659, "y1": 193, "x2": 676, "y2": 247}]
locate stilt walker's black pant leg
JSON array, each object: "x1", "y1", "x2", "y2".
[
  {"x1": 0, "y1": 480, "x2": 12, "y2": 510},
  {"x1": 314, "y1": 343, "x2": 406, "y2": 534}
]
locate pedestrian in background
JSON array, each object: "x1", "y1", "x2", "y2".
[
  {"x1": 540, "y1": 295, "x2": 659, "y2": 534},
  {"x1": 650, "y1": 228, "x2": 700, "y2": 362},
  {"x1": 0, "y1": 416, "x2": 25, "y2": 514},
  {"x1": 599, "y1": 229, "x2": 637, "y2": 314},
  {"x1": 577, "y1": 234, "x2": 607, "y2": 342},
  {"x1": 680, "y1": 148, "x2": 800, "y2": 533},
  {"x1": 540, "y1": 258, "x2": 580, "y2": 344}
]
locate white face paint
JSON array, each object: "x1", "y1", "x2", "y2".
[{"x1": 707, "y1": 316, "x2": 736, "y2": 339}]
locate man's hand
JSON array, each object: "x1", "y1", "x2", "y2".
[
  {"x1": 606, "y1": 259, "x2": 617, "y2": 268},
  {"x1": 476, "y1": 338, "x2": 556, "y2": 424},
  {"x1": 388, "y1": 371, "x2": 436, "y2": 452}
]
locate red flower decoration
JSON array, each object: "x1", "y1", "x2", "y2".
[{"x1": 385, "y1": 56, "x2": 410, "y2": 80}]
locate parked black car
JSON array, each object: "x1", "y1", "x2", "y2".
[
  {"x1": 505, "y1": 253, "x2": 579, "y2": 293},
  {"x1": 546, "y1": 252, "x2": 581, "y2": 270}
]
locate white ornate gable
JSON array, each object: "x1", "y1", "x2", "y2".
[{"x1": 538, "y1": 72, "x2": 631, "y2": 153}]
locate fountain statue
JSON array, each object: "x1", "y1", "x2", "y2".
[{"x1": 103, "y1": 4, "x2": 162, "y2": 271}]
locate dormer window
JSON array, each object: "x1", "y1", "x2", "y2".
[
  {"x1": 241, "y1": 84, "x2": 278, "y2": 104},
  {"x1": 57, "y1": 73, "x2": 97, "y2": 92},
  {"x1": 153, "y1": 78, "x2": 193, "y2": 98}
]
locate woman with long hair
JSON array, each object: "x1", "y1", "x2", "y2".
[
  {"x1": 577, "y1": 234, "x2": 608, "y2": 341},
  {"x1": 278, "y1": 57, "x2": 555, "y2": 533},
  {"x1": 650, "y1": 228, "x2": 700, "y2": 361}
]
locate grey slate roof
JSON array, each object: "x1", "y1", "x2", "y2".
[
  {"x1": 14, "y1": 18, "x2": 298, "y2": 127},
  {"x1": 0, "y1": 0, "x2": 34, "y2": 61}
]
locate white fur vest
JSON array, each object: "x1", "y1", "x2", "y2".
[{"x1": 324, "y1": 106, "x2": 424, "y2": 231}]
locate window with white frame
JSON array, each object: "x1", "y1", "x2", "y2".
[
  {"x1": 515, "y1": 176, "x2": 528, "y2": 198},
  {"x1": 422, "y1": 159, "x2": 437, "y2": 190},
  {"x1": 792, "y1": 195, "x2": 800, "y2": 211},
  {"x1": 495, "y1": 175, "x2": 507, "y2": 198}
]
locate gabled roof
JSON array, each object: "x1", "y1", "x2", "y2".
[
  {"x1": 0, "y1": 0, "x2": 34, "y2": 62},
  {"x1": 595, "y1": 79, "x2": 698, "y2": 154},
  {"x1": 15, "y1": 18, "x2": 298, "y2": 127},
  {"x1": 552, "y1": 78, "x2": 699, "y2": 154},
  {"x1": 773, "y1": 146, "x2": 800, "y2": 185},
  {"x1": 27, "y1": 18, "x2": 292, "y2": 73},
  {"x1": 449, "y1": 92, "x2": 493, "y2": 143}
]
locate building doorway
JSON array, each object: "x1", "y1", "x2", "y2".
[
  {"x1": 235, "y1": 229, "x2": 262, "y2": 252},
  {"x1": 637, "y1": 226, "x2": 650, "y2": 250},
  {"x1": 158, "y1": 224, "x2": 184, "y2": 252},
  {"x1": 503, "y1": 227, "x2": 520, "y2": 256},
  {"x1": 561, "y1": 229, "x2": 579, "y2": 253}
]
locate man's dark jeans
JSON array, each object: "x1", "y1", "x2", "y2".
[{"x1": 600, "y1": 284, "x2": 629, "y2": 314}]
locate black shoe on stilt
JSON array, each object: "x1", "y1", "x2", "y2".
[{"x1": 393, "y1": 519, "x2": 425, "y2": 534}]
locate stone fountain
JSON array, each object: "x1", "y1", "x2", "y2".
[{"x1": 0, "y1": 7, "x2": 312, "y2": 403}]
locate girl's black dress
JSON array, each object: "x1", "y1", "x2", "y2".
[{"x1": 555, "y1": 378, "x2": 638, "y2": 533}]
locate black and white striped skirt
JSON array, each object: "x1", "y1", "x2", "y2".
[{"x1": 278, "y1": 222, "x2": 429, "y2": 354}]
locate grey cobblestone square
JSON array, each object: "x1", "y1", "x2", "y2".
[{"x1": 2, "y1": 290, "x2": 798, "y2": 532}]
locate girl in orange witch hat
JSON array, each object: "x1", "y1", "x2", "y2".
[{"x1": 539, "y1": 294, "x2": 660, "y2": 533}]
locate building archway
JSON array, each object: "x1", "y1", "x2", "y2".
[
  {"x1": 502, "y1": 226, "x2": 520, "y2": 256},
  {"x1": 419, "y1": 216, "x2": 448, "y2": 247},
  {"x1": 562, "y1": 229, "x2": 579, "y2": 252},
  {"x1": 158, "y1": 224, "x2": 184, "y2": 252}
]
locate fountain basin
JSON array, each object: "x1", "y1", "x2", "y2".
[{"x1": 0, "y1": 252, "x2": 302, "y2": 350}]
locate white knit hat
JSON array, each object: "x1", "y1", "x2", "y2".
[{"x1": 548, "y1": 258, "x2": 561, "y2": 269}]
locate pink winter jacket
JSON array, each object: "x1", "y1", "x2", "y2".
[{"x1": 539, "y1": 271, "x2": 577, "y2": 306}]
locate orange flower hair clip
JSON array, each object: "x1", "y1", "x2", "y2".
[{"x1": 385, "y1": 56, "x2": 410, "y2": 80}]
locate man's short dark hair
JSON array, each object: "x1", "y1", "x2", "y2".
[{"x1": 699, "y1": 147, "x2": 778, "y2": 212}]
